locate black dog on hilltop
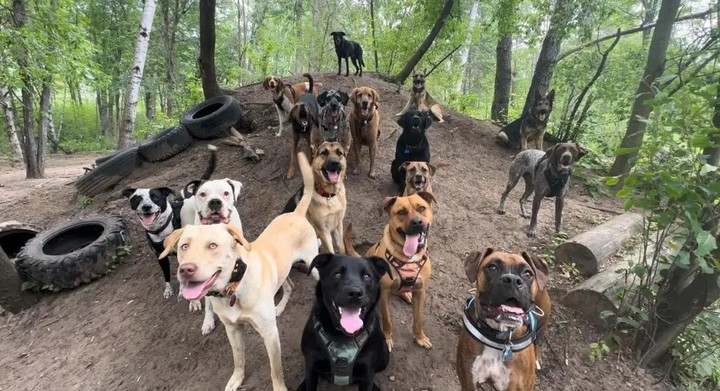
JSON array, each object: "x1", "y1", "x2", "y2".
[
  {"x1": 391, "y1": 110, "x2": 433, "y2": 193},
  {"x1": 330, "y1": 31, "x2": 365, "y2": 77},
  {"x1": 297, "y1": 253, "x2": 390, "y2": 390}
]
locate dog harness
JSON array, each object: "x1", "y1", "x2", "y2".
[
  {"x1": 402, "y1": 138, "x2": 427, "y2": 155},
  {"x1": 462, "y1": 297, "x2": 543, "y2": 362},
  {"x1": 320, "y1": 106, "x2": 347, "y2": 141},
  {"x1": 206, "y1": 258, "x2": 247, "y2": 307},
  {"x1": 384, "y1": 249, "x2": 428, "y2": 293},
  {"x1": 535, "y1": 157, "x2": 570, "y2": 198},
  {"x1": 313, "y1": 315, "x2": 374, "y2": 386}
]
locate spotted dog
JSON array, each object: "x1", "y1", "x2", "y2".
[
  {"x1": 497, "y1": 143, "x2": 587, "y2": 237},
  {"x1": 313, "y1": 89, "x2": 352, "y2": 152}
]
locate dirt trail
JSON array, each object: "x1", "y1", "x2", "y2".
[{"x1": 0, "y1": 74, "x2": 666, "y2": 391}]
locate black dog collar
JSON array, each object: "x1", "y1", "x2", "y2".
[
  {"x1": 535, "y1": 156, "x2": 571, "y2": 198},
  {"x1": 147, "y1": 214, "x2": 174, "y2": 235},
  {"x1": 313, "y1": 314, "x2": 374, "y2": 386},
  {"x1": 206, "y1": 258, "x2": 247, "y2": 307}
]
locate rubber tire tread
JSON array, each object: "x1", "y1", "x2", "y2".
[
  {"x1": 76, "y1": 147, "x2": 141, "y2": 197},
  {"x1": 180, "y1": 95, "x2": 242, "y2": 139},
  {"x1": 138, "y1": 125, "x2": 193, "y2": 162}
]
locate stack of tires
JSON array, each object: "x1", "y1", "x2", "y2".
[{"x1": 76, "y1": 95, "x2": 242, "y2": 197}]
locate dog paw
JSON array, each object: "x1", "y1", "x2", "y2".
[
  {"x1": 368, "y1": 171, "x2": 377, "y2": 179},
  {"x1": 526, "y1": 229, "x2": 537, "y2": 238},
  {"x1": 395, "y1": 291, "x2": 412, "y2": 304},
  {"x1": 188, "y1": 300, "x2": 202, "y2": 312},
  {"x1": 201, "y1": 319, "x2": 215, "y2": 336},
  {"x1": 163, "y1": 283, "x2": 174, "y2": 299},
  {"x1": 385, "y1": 338, "x2": 394, "y2": 352},
  {"x1": 274, "y1": 129, "x2": 283, "y2": 137},
  {"x1": 286, "y1": 171, "x2": 295, "y2": 179},
  {"x1": 414, "y1": 334, "x2": 433, "y2": 349},
  {"x1": 224, "y1": 372, "x2": 245, "y2": 391},
  {"x1": 555, "y1": 231, "x2": 568, "y2": 239}
]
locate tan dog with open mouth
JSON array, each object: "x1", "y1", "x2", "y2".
[
  {"x1": 399, "y1": 161, "x2": 436, "y2": 196},
  {"x1": 263, "y1": 75, "x2": 319, "y2": 137},
  {"x1": 456, "y1": 249, "x2": 551, "y2": 391},
  {"x1": 160, "y1": 152, "x2": 319, "y2": 391},
  {"x1": 282, "y1": 139, "x2": 349, "y2": 255},
  {"x1": 345, "y1": 191, "x2": 435, "y2": 351},
  {"x1": 348, "y1": 86, "x2": 381, "y2": 178}
]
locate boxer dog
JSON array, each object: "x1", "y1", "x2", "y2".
[
  {"x1": 456, "y1": 248, "x2": 551, "y2": 391},
  {"x1": 344, "y1": 192, "x2": 435, "y2": 351},
  {"x1": 160, "y1": 152, "x2": 318, "y2": 391},
  {"x1": 122, "y1": 145, "x2": 217, "y2": 299}
]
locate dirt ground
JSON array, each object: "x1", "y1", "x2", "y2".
[{"x1": 0, "y1": 74, "x2": 671, "y2": 390}]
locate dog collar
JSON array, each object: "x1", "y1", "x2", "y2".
[
  {"x1": 147, "y1": 214, "x2": 174, "y2": 235},
  {"x1": 462, "y1": 297, "x2": 543, "y2": 362},
  {"x1": 313, "y1": 314, "x2": 374, "y2": 386},
  {"x1": 206, "y1": 258, "x2": 247, "y2": 307},
  {"x1": 315, "y1": 186, "x2": 336, "y2": 198},
  {"x1": 403, "y1": 138, "x2": 426, "y2": 155},
  {"x1": 384, "y1": 249, "x2": 428, "y2": 293}
]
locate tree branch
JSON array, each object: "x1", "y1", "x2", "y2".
[
  {"x1": 558, "y1": 8, "x2": 714, "y2": 63},
  {"x1": 425, "y1": 44, "x2": 461, "y2": 77}
]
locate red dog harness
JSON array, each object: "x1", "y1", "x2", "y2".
[{"x1": 384, "y1": 249, "x2": 428, "y2": 293}]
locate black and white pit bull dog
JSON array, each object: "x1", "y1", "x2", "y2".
[{"x1": 122, "y1": 145, "x2": 217, "y2": 300}]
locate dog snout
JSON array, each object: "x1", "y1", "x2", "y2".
[
  {"x1": 325, "y1": 160, "x2": 342, "y2": 171},
  {"x1": 208, "y1": 198, "x2": 222, "y2": 211},
  {"x1": 410, "y1": 217, "x2": 423, "y2": 226},
  {"x1": 361, "y1": 101, "x2": 369, "y2": 109},
  {"x1": 413, "y1": 174, "x2": 424, "y2": 181},
  {"x1": 501, "y1": 274, "x2": 524, "y2": 287},
  {"x1": 179, "y1": 263, "x2": 197, "y2": 278},
  {"x1": 141, "y1": 205, "x2": 152, "y2": 213},
  {"x1": 345, "y1": 287, "x2": 364, "y2": 300}
]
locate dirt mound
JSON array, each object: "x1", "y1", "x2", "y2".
[{"x1": 0, "y1": 73, "x2": 667, "y2": 390}]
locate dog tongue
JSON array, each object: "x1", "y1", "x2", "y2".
[
  {"x1": 403, "y1": 233, "x2": 421, "y2": 257},
  {"x1": 539, "y1": 114, "x2": 547, "y2": 121},
  {"x1": 499, "y1": 304, "x2": 524, "y2": 315},
  {"x1": 140, "y1": 213, "x2": 156, "y2": 225},
  {"x1": 339, "y1": 307, "x2": 363, "y2": 334},
  {"x1": 327, "y1": 171, "x2": 340, "y2": 184},
  {"x1": 182, "y1": 281, "x2": 206, "y2": 301}
]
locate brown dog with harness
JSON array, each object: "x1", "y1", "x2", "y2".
[{"x1": 344, "y1": 191, "x2": 435, "y2": 351}]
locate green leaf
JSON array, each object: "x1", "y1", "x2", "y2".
[
  {"x1": 700, "y1": 164, "x2": 718, "y2": 176},
  {"x1": 675, "y1": 251, "x2": 691, "y2": 268},
  {"x1": 695, "y1": 230, "x2": 717, "y2": 257},
  {"x1": 604, "y1": 176, "x2": 620, "y2": 186}
]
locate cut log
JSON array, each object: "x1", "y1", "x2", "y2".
[{"x1": 555, "y1": 212, "x2": 643, "y2": 276}]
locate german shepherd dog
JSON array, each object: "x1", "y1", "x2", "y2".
[
  {"x1": 497, "y1": 89, "x2": 555, "y2": 151},
  {"x1": 395, "y1": 71, "x2": 444, "y2": 123}
]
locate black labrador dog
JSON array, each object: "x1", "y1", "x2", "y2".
[
  {"x1": 391, "y1": 110, "x2": 433, "y2": 193},
  {"x1": 297, "y1": 253, "x2": 390, "y2": 391},
  {"x1": 330, "y1": 31, "x2": 365, "y2": 77}
]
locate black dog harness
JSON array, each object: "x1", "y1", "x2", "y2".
[
  {"x1": 462, "y1": 297, "x2": 543, "y2": 362},
  {"x1": 384, "y1": 249, "x2": 428, "y2": 293},
  {"x1": 313, "y1": 316, "x2": 374, "y2": 386},
  {"x1": 402, "y1": 138, "x2": 426, "y2": 156},
  {"x1": 206, "y1": 258, "x2": 247, "y2": 307},
  {"x1": 535, "y1": 157, "x2": 570, "y2": 198}
]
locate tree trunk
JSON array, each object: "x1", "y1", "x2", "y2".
[
  {"x1": 199, "y1": 0, "x2": 222, "y2": 99},
  {"x1": 641, "y1": 0, "x2": 660, "y2": 46},
  {"x1": 456, "y1": 1, "x2": 479, "y2": 92},
  {"x1": 609, "y1": 0, "x2": 681, "y2": 181},
  {"x1": 0, "y1": 86, "x2": 24, "y2": 163},
  {"x1": 294, "y1": 0, "x2": 303, "y2": 75},
  {"x1": 393, "y1": 0, "x2": 454, "y2": 84},
  {"x1": 370, "y1": 0, "x2": 379, "y2": 71},
  {"x1": 161, "y1": 0, "x2": 174, "y2": 117},
  {"x1": 145, "y1": 91, "x2": 156, "y2": 120},
  {"x1": 97, "y1": 89, "x2": 111, "y2": 137},
  {"x1": 39, "y1": 81, "x2": 54, "y2": 154},
  {"x1": 0, "y1": 249, "x2": 37, "y2": 314},
  {"x1": 491, "y1": 34, "x2": 513, "y2": 123},
  {"x1": 118, "y1": 0, "x2": 158, "y2": 149}
]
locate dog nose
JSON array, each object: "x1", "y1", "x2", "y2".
[
  {"x1": 502, "y1": 274, "x2": 524, "y2": 287},
  {"x1": 208, "y1": 199, "x2": 222, "y2": 211},
  {"x1": 414, "y1": 174, "x2": 424, "y2": 181},
  {"x1": 410, "y1": 217, "x2": 423, "y2": 226},
  {"x1": 326, "y1": 161, "x2": 341, "y2": 171},
  {"x1": 346, "y1": 287, "x2": 364, "y2": 299},
  {"x1": 179, "y1": 263, "x2": 197, "y2": 278},
  {"x1": 141, "y1": 205, "x2": 152, "y2": 212},
  {"x1": 361, "y1": 101, "x2": 368, "y2": 108}
]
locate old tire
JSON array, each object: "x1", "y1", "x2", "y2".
[
  {"x1": 180, "y1": 95, "x2": 242, "y2": 139},
  {"x1": 138, "y1": 125, "x2": 193, "y2": 163},
  {"x1": 15, "y1": 216, "x2": 127, "y2": 290},
  {"x1": 76, "y1": 147, "x2": 141, "y2": 197},
  {"x1": 0, "y1": 221, "x2": 41, "y2": 259}
]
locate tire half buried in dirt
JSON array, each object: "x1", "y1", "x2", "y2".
[
  {"x1": 76, "y1": 147, "x2": 141, "y2": 197},
  {"x1": 16, "y1": 216, "x2": 127, "y2": 290},
  {"x1": 138, "y1": 125, "x2": 193, "y2": 163},
  {"x1": 180, "y1": 95, "x2": 242, "y2": 139},
  {"x1": 0, "y1": 221, "x2": 41, "y2": 259}
]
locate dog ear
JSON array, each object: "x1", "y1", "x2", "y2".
[
  {"x1": 226, "y1": 224, "x2": 251, "y2": 251},
  {"x1": 349, "y1": 88, "x2": 358, "y2": 105},
  {"x1": 184, "y1": 180, "x2": 202, "y2": 196},
  {"x1": 428, "y1": 163, "x2": 437, "y2": 176},
  {"x1": 372, "y1": 89, "x2": 380, "y2": 106},
  {"x1": 339, "y1": 90, "x2": 350, "y2": 106},
  {"x1": 575, "y1": 143, "x2": 588, "y2": 160},
  {"x1": 544, "y1": 144, "x2": 559, "y2": 160},
  {"x1": 121, "y1": 187, "x2": 136, "y2": 198},
  {"x1": 522, "y1": 251, "x2": 549, "y2": 291},
  {"x1": 415, "y1": 191, "x2": 435, "y2": 206},
  {"x1": 396, "y1": 112, "x2": 408, "y2": 128},
  {"x1": 157, "y1": 187, "x2": 174, "y2": 198},
  {"x1": 262, "y1": 77, "x2": 271, "y2": 90},
  {"x1": 381, "y1": 196, "x2": 397, "y2": 216},
  {"x1": 463, "y1": 248, "x2": 494, "y2": 283},
  {"x1": 316, "y1": 91, "x2": 328, "y2": 106},
  {"x1": 534, "y1": 89, "x2": 543, "y2": 102},
  {"x1": 399, "y1": 161, "x2": 412, "y2": 174},
  {"x1": 547, "y1": 89, "x2": 556, "y2": 102},
  {"x1": 225, "y1": 179, "x2": 243, "y2": 201},
  {"x1": 308, "y1": 253, "x2": 334, "y2": 275},
  {"x1": 366, "y1": 256, "x2": 393, "y2": 280},
  {"x1": 159, "y1": 228, "x2": 184, "y2": 259},
  {"x1": 310, "y1": 128, "x2": 323, "y2": 155}
]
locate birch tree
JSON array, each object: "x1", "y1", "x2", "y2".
[
  {"x1": 0, "y1": 86, "x2": 23, "y2": 163},
  {"x1": 117, "y1": 0, "x2": 158, "y2": 149}
]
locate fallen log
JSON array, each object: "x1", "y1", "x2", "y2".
[{"x1": 555, "y1": 212, "x2": 643, "y2": 276}]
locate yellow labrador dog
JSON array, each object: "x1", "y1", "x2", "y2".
[{"x1": 160, "y1": 152, "x2": 319, "y2": 391}]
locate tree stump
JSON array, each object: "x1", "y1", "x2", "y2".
[{"x1": 555, "y1": 213, "x2": 643, "y2": 276}]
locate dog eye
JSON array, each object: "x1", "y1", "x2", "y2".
[
  {"x1": 397, "y1": 209, "x2": 408, "y2": 216},
  {"x1": 523, "y1": 270, "x2": 533, "y2": 278},
  {"x1": 199, "y1": 192, "x2": 206, "y2": 198},
  {"x1": 363, "y1": 273, "x2": 371, "y2": 281},
  {"x1": 336, "y1": 151, "x2": 343, "y2": 157},
  {"x1": 333, "y1": 272, "x2": 341, "y2": 279},
  {"x1": 321, "y1": 150, "x2": 329, "y2": 156},
  {"x1": 180, "y1": 244, "x2": 188, "y2": 251},
  {"x1": 209, "y1": 243, "x2": 217, "y2": 250},
  {"x1": 417, "y1": 206, "x2": 426, "y2": 212},
  {"x1": 486, "y1": 264, "x2": 498, "y2": 272},
  {"x1": 223, "y1": 191, "x2": 230, "y2": 197}
]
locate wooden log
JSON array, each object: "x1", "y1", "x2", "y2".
[{"x1": 555, "y1": 212, "x2": 643, "y2": 276}]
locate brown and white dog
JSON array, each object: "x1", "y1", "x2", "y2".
[
  {"x1": 282, "y1": 139, "x2": 349, "y2": 255},
  {"x1": 395, "y1": 71, "x2": 444, "y2": 123},
  {"x1": 348, "y1": 86, "x2": 381, "y2": 178},
  {"x1": 160, "y1": 152, "x2": 319, "y2": 391},
  {"x1": 399, "y1": 161, "x2": 436, "y2": 196},
  {"x1": 457, "y1": 248, "x2": 551, "y2": 391},
  {"x1": 345, "y1": 191, "x2": 435, "y2": 351},
  {"x1": 287, "y1": 74, "x2": 320, "y2": 179},
  {"x1": 263, "y1": 75, "x2": 319, "y2": 137}
]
